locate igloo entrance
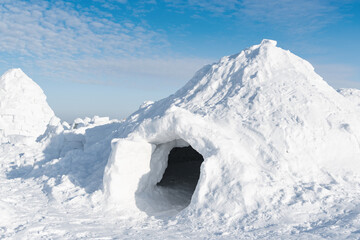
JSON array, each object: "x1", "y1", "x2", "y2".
[
  {"x1": 135, "y1": 139, "x2": 205, "y2": 217},
  {"x1": 157, "y1": 146, "x2": 204, "y2": 193}
]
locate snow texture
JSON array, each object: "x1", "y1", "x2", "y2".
[
  {"x1": 2, "y1": 40, "x2": 360, "y2": 239},
  {"x1": 0, "y1": 68, "x2": 55, "y2": 143},
  {"x1": 338, "y1": 88, "x2": 360, "y2": 112}
]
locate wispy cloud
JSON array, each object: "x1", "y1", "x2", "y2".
[
  {"x1": 239, "y1": 0, "x2": 345, "y2": 33},
  {"x1": 164, "y1": 0, "x2": 352, "y2": 33},
  {"x1": 0, "y1": 0, "x2": 215, "y2": 87},
  {"x1": 164, "y1": 0, "x2": 240, "y2": 14},
  {"x1": 0, "y1": 0, "x2": 166, "y2": 58}
]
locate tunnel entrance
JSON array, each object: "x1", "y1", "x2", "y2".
[
  {"x1": 135, "y1": 142, "x2": 205, "y2": 217},
  {"x1": 157, "y1": 146, "x2": 204, "y2": 197}
]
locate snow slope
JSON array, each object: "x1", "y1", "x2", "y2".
[
  {"x1": 0, "y1": 69, "x2": 55, "y2": 143},
  {"x1": 2, "y1": 40, "x2": 360, "y2": 239}
]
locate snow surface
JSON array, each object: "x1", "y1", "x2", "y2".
[
  {"x1": 2, "y1": 40, "x2": 360, "y2": 239},
  {"x1": 338, "y1": 88, "x2": 360, "y2": 112},
  {"x1": 0, "y1": 69, "x2": 55, "y2": 143}
]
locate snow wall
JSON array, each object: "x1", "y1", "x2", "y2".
[
  {"x1": 0, "y1": 68, "x2": 55, "y2": 143},
  {"x1": 103, "y1": 40, "x2": 360, "y2": 220}
]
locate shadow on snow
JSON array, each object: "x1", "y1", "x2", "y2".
[{"x1": 6, "y1": 122, "x2": 122, "y2": 194}]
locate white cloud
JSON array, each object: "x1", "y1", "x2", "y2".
[
  {"x1": 165, "y1": 0, "x2": 351, "y2": 33},
  {"x1": 1, "y1": 0, "x2": 208, "y2": 88},
  {"x1": 239, "y1": 0, "x2": 343, "y2": 33},
  {"x1": 0, "y1": 0, "x2": 166, "y2": 59},
  {"x1": 165, "y1": 0, "x2": 240, "y2": 14}
]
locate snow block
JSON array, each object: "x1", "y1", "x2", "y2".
[{"x1": 103, "y1": 138, "x2": 155, "y2": 207}]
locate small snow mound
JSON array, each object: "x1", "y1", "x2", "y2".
[
  {"x1": 0, "y1": 68, "x2": 55, "y2": 142},
  {"x1": 139, "y1": 100, "x2": 154, "y2": 109},
  {"x1": 260, "y1": 39, "x2": 277, "y2": 46},
  {"x1": 71, "y1": 116, "x2": 113, "y2": 129}
]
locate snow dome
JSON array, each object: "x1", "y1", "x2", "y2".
[
  {"x1": 103, "y1": 40, "x2": 360, "y2": 219},
  {"x1": 0, "y1": 68, "x2": 55, "y2": 143}
]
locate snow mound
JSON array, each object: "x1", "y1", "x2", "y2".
[
  {"x1": 103, "y1": 39, "x2": 360, "y2": 225},
  {"x1": 0, "y1": 68, "x2": 55, "y2": 143}
]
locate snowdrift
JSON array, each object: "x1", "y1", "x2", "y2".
[
  {"x1": 0, "y1": 68, "x2": 55, "y2": 143},
  {"x1": 103, "y1": 40, "x2": 360, "y2": 222}
]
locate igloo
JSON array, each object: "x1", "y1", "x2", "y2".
[
  {"x1": 104, "y1": 40, "x2": 360, "y2": 219},
  {"x1": 0, "y1": 69, "x2": 55, "y2": 143}
]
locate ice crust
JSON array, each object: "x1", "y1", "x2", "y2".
[{"x1": 2, "y1": 40, "x2": 360, "y2": 238}]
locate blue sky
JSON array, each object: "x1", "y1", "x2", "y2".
[{"x1": 0, "y1": 0, "x2": 359, "y2": 122}]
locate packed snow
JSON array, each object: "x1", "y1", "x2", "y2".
[
  {"x1": 2, "y1": 40, "x2": 360, "y2": 239},
  {"x1": 338, "y1": 88, "x2": 360, "y2": 112},
  {"x1": 0, "y1": 69, "x2": 56, "y2": 144}
]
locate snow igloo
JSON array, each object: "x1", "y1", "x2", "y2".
[{"x1": 103, "y1": 40, "x2": 360, "y2": 219}]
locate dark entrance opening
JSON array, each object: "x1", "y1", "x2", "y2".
[{"x1": 157, "y1": 146, "x2": 204, "y2": 194}]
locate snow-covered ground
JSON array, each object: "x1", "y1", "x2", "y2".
[{"x1": 1, "y1": 40, "x2": 360, "y2": 239}]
